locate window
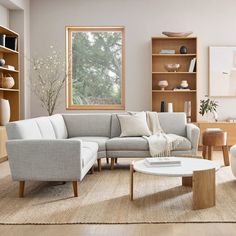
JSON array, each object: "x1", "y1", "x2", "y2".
[{"x1": 66, "y1": 26, "x2": 125, "y2": 110}]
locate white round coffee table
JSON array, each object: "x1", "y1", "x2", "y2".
[{"x1": 129, "y1": 157, "x2": 221, "y2": 210}]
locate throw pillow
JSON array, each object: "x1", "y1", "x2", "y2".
[{"x1": 117, "y1": 112, "x2": 151, "y2": 137}]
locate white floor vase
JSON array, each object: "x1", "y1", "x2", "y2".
[{"x1": 0, "y1": 99, "x2": 10, "y2": 125}]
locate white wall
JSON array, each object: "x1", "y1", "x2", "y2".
[
  {"x1": 0, "y1": 4, "x2": 9, "y2": 27},
  {"x1": 30, "y1": 0, "x2": 236, "y2": 120}
]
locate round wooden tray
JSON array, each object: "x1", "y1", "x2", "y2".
[{"x1": 162, "y1": 31, "x2": 192, "y2": 37}]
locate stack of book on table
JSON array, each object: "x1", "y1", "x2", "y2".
[{"x1": 144, "y1": 157, "x2": 181, "y2": 167}]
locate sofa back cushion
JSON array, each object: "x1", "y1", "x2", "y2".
[
  {"x1": 157, "y1": 112, "x2": 187, "y2": 137},
  {"x1": 110, "y1": 113, "x2": 125, "y2": 138},
  {"x1": 111, "y1": 112, "x2": 187, "y2": 137},
  {"x1": 35, "y1": 117, "x2": 56, "y2": 139},
  {"x1": 62, "y1": 114, "x2": 112, "y2": 138},
  {"x1": 6, "y1": 119, "x2": 42, "y2": 140},
  {"x1": 49, "y1": 114, "x2": 68, "y2": 139}
]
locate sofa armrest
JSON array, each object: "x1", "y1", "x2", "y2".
[
  {"x1": 186, "y1": 123, "x2": 200, "y2": 149},
  {"x1": 6, "y1": 139, "x2": 83, "y2": 181}
]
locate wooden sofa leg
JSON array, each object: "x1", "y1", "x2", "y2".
[
  {"x1": 19, "y1": 181, "x2": 25, "y2": 198},
  {"x1": 111, "y1": 158, "x2": 115, "y2": 170},
  {"x1": 90, "y1": 165, "x2": 95, "y2": 174},
  {"x1": 72, "y1": 181, "x2": 78, "y2": 197},
  {"x1": 97, "y1": 159, "x2": 102, "y2": 172},
  {"x1": 106, "y1": 158, "x2": 109, "y2": 164}
]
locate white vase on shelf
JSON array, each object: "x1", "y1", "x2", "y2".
[
  {"x1": 167, "y1": 103, "x2": 173, "y2": 112},
  {"x1": 0, "y1": 99, "x2": 10, "y2": 125}
]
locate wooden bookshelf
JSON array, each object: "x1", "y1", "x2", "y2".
[
  {"x1": 0, "y1": 25, "x2": 20, "y2": 162},
  {"x1": 151, "y1": 36, "x2": 197, "y2": 122}
]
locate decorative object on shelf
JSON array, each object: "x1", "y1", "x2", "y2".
[
  {"x1": 160, "y1": 100, "x2": 165, "y2": 112},
  {"x1": 159, "y1": 49, "x2": 175, "y2": 54},
  {"x1": 227, "y1": 118, "x2": 236, "y2": 123},
  {"x1": 164, "y1": 63, "x2": 180, "y2": 72},
  {"x1": 180, "y1": 46, "x2": 188, "y2": 54},
  {"x1": 199, "y1": 97, "x2": 219, "y2": 122},
  {"x1": 184, "y1": 101, "x2": 191, "y2": 122},
  {"x1": 30, "y1": 46, "x2": 66, "y2": 116},
  {"x1": 167, "y1": 103, "x2": 173, "y2": 112},
  {"x1": 158, "y1": 80, "x2": 168, "y2": 90},
  {"x1": 0, "y1": 58, "x2": 5, "y2": 67},
  {"x1": 0, "y1": 73, "x2": 15, "y2": 88},
  {"x1": 173, "y1": 80, "x2": 190, "y2": 91},
  {"x1": 181, "y1": 80, "x2": 189, "y2": 88},
  {"x1": 209, "y1": 46, "x2": 236, "y2": 97},
  {"x1": 189, "y1": 57, "x2": 196, "y2": 72},
  {"x1": 0, "y1": 99, "x2": 10, "y2": 125},
  {"x1": 0, "y1": 34, "x2": 6, "y2": 46},
  {"x1": 162, "y1": 31, "x2": 193, "y2": 37}
]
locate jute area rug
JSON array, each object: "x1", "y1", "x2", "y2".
[{"x1": 0, "y1": 165, "x2": 236, "y2": 224}]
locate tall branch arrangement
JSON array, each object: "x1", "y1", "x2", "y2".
[{"x1": 30, "y1": 46, "x2": 66, "y2": 116}]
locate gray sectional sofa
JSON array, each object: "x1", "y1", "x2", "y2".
[{"x1": 6, "y1": 112, "x2": 200, "y2": 197}]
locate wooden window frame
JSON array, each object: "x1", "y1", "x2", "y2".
[{"x1": 66, "y1": 26, "x2": 125, "y2": 110}]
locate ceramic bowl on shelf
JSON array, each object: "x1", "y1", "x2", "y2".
[
  {"x1": 162, "y1": 31, "x2": 193, "y2": 37},
  {"x1": 1, "y1": 75, "x2": 15, "y2": 88},
  {"x1": 164, "y1": 63, "x2": 180, "y2": 72},
  {"x1": 158, "y1": 80, "x2": 168, "y2": 91}
]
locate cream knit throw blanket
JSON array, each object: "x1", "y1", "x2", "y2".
[{"x1": 144, "y1": 111, "x2": 185, "y2": 157}]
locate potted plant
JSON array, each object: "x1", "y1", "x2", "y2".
[
  {"x1": 199, "y1": 97, "x2": 219, "y2": 121},
  {"x1": 30, "y1": 46, "x2": 67, "y2": 116}
]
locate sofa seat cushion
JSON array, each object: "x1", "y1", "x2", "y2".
[
  {"x1": 81, "y1": 141, "x2": 98, "y2": 168},
  {"x1": 70, "y1": 136, "x2": 108, "y2": 152},
  {"x1": 173, "y1": 137, "x2": 191, "y2": 150},
  {"x1": 106, "y1": 137, "x2": 149, "y2": 151}
]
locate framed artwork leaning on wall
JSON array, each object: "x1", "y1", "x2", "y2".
[{"x1": 209, "y1": 46, "x2": 236, "y2": 97}]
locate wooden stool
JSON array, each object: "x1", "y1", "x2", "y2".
[{"x1": 202, "y1": 130, "x2": 229, "y2": 166}]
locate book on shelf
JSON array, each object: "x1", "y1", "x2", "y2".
[
  {"x1": 188, "y1": 57, "x2": 196, "y2": 72},
  {"x1": 5, "y1": 37, "x2": 18, "y2": 51},
  {"x1": 0, "y1": 34, "x2": 6, "y2": 46},
  {"x1": 3, "y1": 65, "x2": 15, "y2": 70},
  {"x1": 159, "y1": 49, "x2": 175, "y2": 54},
  {"x1": 144, "y1": 157, "x2": 181, "y2": 167}
]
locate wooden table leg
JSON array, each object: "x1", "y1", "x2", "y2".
[
  {"x1": 222, "y1": 146, "x2": 230, "y2": 166},
  {"x1": 106, "y1": 158, "x2": 109, "y2": 164},
  {"x1": 202, "y1": 145, "x2": 207, "y2": 159},
  {"x1": 115, "y1": 158, "x2": 118, "y2": 164},
  {"x1": 19, "y1": 181, "x2": 25, "y2": 198},
  {"x1": 182, "y1": 176, "x2": 192, "y2": 187},
  {"x1": 193, "y1": 168, "x2": 215, "y2": 210},
  {"x1": 130, "y1": 163, "x2": 134, "y2": 201},
  {"x1": 207, "y1": 146, "x2": 213, "y2": 160}
]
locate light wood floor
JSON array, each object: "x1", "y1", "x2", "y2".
[{"x1": 1, "y1": 152, "x2": 236, "y2": 236}]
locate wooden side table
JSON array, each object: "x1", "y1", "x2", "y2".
[{"x1": 202, "y1": 130, "x2": 230, "y2": 166}]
